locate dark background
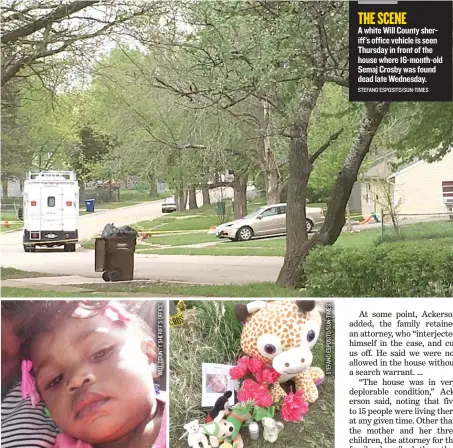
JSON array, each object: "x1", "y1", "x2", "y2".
[{"x1": 349, "y1": 1, "x2": 452, "y2": 101}]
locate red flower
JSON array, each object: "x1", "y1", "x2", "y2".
[
  {"x1": 230, "y1": 365, "x2": 249, "y2": 380},
  {"x1": 238, "y1": 379, "x2": 273, "y2": 408},
  {"x1": 230, "y1": 357, "x2": 251, "y2": 380},
  {"x1": 281, "y1": 390, "x2": 309, "y2": 422},
  {"x1": 249, "y1": 358, "x2": 265, "y2": 374},
  {"x1": 261, "y1": 367, "x2": 281, "y2": 384},
  {"x1": 237, "y1": 356, "x2": 251, "y2": 369}
]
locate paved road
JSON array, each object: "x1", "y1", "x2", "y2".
[{"x1": 0, "y1": 199, "x2": 283, "y2": 285}]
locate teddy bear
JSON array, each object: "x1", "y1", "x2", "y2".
[
  {"x1": 182, "y1": 419, "x2": 211, "y2": 448},
  {"x1": 234, "y1": 300, "x2": 325, "y2": 405}
]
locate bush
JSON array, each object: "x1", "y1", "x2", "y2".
[{"x1": 304, "y1": 241, "x2": 453, "y2": 297}]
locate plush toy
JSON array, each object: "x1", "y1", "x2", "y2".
[
  {"x1": 262, "y1": 418, "x2": 284, "y2": 443},
  {"x1": 234, "y1": 300, "x2": 325, "y2": 405},
  {"x1": 181, "y1": 419, "x2": 210, "y2": 448},
  {"x1": 203, "y1": 419, "x2": 235, "y2": 448},
  {"x1": 206, "y1": 391, "x2": 232, "y2": 423},
  {"x1": 219, "y1": 443, "x2": 233, "y2": 448},
  {"x1": 225, "y1": 401, "x2": 254, "y2": 448}
]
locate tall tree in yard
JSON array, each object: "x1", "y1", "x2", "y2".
[{"x1": 1, "y1": 1, "x2": 163, "y2": 86}]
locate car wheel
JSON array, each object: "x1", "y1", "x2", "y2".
[
  {"x1": 30, "y1": 245, "x2": 36, "y2": 252},
  {"x1": 236, "y1": 226, "x2": 253, "y2": 241},
  {"x1": 306, "y1": 219, "x2": 314, "y2": 233},
  {"x1": 102, "y1": 271, "x2": 111, "y2": 282},
  {"x1": 23, "y1": 245, "x2": 30, "y2": 252}
]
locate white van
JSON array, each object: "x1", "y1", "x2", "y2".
[{"x1": 22, "y1": 171, "x2": 79, "y2": 252}]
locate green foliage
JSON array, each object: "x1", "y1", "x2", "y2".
[
  {"x1": 371, "y1": 102, "x2": 453, "y2": 167},
  {"x1": 304, "y1": 241, "x2": 453, "y2": 297}
]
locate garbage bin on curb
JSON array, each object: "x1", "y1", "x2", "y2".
[
  {"x1": 95, "y1": 236, "x2": 136, "y2": 281},
  {"x1": 85, "y1": 199, "x2": 95, "y2": 213},
  {"x1": 215, "y1": 201, "x2": 226, "y2": 216}
]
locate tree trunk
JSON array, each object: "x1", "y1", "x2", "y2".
[
  {"x1": 277, "y1": 101, "x2": 391, "y2": 288},
  {"x1": 1, "y1": 178, "x2": 8, "y2": 198},
  {"x1": 202, "y1": 186, "x2": 211, "y2": 206},
  {"x1": 276, "y1": 86, "x2": 322, "y2": 287},
  {"x1": 149, "y1": 177, "x2": 158, "y2": 198},
  {"x1": 176, "y1": 188, "x2": 186, "y2": 211},
  {"x1": 79, "y1": 182, "x2": 86, "y2": 205},
  {"x1": 257, "y1": 97, "x2": 281, "y2": 204},
  {"x1": 264, "y1": 169, "x2": 280, "y2": 204},
  {"x1": 178, "y1": 189, "x2": 188, "y2": 211},
  {"x1": 188, "y1": 186, "x2": 198, "y2": 209},
  {"x1": 232, "y1": 175, "x2": 248, "y2": 219}
]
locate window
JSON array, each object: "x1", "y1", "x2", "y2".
[
  {"x1": 365, "y1": 183, "x2": 372, "y2": 205},
  {"x1": 261, "y1": 207, "x2": 279, "y2": 218},
  {"x1": 278, "y1": 205, "x2": 287, "y2": 215},
  {"x1": 47, "y1": 196, "x2": 55, "y2": 207}
]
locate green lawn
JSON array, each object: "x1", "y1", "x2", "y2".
[
  {"x1": 1, "y1": 287, "x2": 113, "y2": 297},
  {"x1": 74, "y1": 281, "x2": 303, "y2": 297},
  {"x1": 142, "y1": 232, "x2": 218, "y2": 246},
  {"x1": 134, "y1": 200, "x2": 272, "y2": 233},
  {"x1": 134, "y1": 220, "x2": 452, "y2": 255},
  {"x1": 1, "y1": 267, "x2": 61, "y2": 280},
  {"x1": 1, "y1": 281, "x2": 303, "y2": 298},
  {"x1": 0, "y1": 211, "x2": 22, "y2": 232},
  {"x1": 136, "y1": 246, "x2": 286, "y2": 256}
]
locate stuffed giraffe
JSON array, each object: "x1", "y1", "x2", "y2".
[{"x1": 234, "y1": 300, "x2": 325, "y2": 405}]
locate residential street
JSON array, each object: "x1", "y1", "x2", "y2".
[{"x1": 0, "y1": 199, "x2": 283, "y2": 285}]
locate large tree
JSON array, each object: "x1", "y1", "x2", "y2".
[{"x1": 1, "y1": 0, "x2": 163, "y2": 87}]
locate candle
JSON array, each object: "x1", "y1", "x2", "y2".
[{"x1": 249, "y1": 422, "x2": 259, "y2": 440}]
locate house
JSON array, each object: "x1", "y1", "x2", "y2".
[
  {"x1": 0, "y1": 177, "x2": 23, "y2": 198},
  {"x1": 360, "y1": 150, "x2": 453, "y2": 217}
]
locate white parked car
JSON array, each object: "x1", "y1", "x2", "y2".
[
  {"x1": 162, "y1": 196, "x2": 177, "y2": 213},
  {"x1": 215, "y1": 203, "x2": 324, "y2": 241}
]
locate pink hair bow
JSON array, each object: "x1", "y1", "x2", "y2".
[
  {"x1": 103, "y1": 301, "x2": 131, "y2": 323},
  {"x1": 54, "y1": 433, "x2": 93, "y2": 448},
  {"x1": 21, "y1": 360, "x2": 40, "y2": 407}
]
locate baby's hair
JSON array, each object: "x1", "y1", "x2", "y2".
[{"x1": 7, "y1": 300, "x2": 155, "y2": 360}]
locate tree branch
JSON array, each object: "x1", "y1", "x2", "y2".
[
  {"x1": 1, "y1": 1, "x2": 99, "y2": 44},
  {"x1": 309, "y1": 128, "x2": 343, "y2": 164}
]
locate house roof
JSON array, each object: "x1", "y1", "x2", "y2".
[
  {"x1": 363, "y1": 152, "x2": 396, "y2": 179},
  {"x1": 363, "y1": 151, "x2": 420, "y2": 179}
]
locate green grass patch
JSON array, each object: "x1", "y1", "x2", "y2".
[
  {"x1": 0, "y1": 211, "x2": 22, "y2": 232},
  {"x1": 134, "y1": 200, "x2": 276, "y2": 233},
  {"x1": 143, "y1": 232, "x2": 218, "y2": 246},
  {"x1": 0, "y1": 287, "x2": 112, "y2": 297},
  {"x1": 136, "y1": 246, "x2": 286, "y2": 256},
  {"x1": 170, "y1": 300, "x2": 333, "y2": 448},
  {"x1": 76, "y1": 281, "x2": 303, "y2": 297},
  {"x1": 1, "y1": 267, "x2": 61, "y2": 280}
]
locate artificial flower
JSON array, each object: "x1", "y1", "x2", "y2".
[
  {"x1": 237, "y1": 356, "x2": 251, "y2": 370},
  {"x1": 230, "y1": 365, "x2": 249, "y2": 380},
  {"x1": 256, "y1": 366, "x2": 281, "y2": 384},
  {"x1": 238, "y1": 379, "x2": 273, "y2": 408},
  {"x1": 280, "y1": 390, "x2": 309, "y2": 422},
  {"x1": 248, "y1": 358, "x2": 265, "y2": 374}
]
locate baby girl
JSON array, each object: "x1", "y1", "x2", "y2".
[{"x1": 21, "y1": 301, "x2": 166, "y2": 448}]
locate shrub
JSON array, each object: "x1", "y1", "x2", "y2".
[{"x1": 304, "y1": 240, "x2": 453, "y2": 297}]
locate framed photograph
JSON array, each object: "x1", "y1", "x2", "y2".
[{"x1": 201, "y1": 363, "x2": 237, "y2": 408}]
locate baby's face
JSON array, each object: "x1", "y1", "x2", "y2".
[{"x1": 30, "y1": 313, "x2": 156, "y2": 444}]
